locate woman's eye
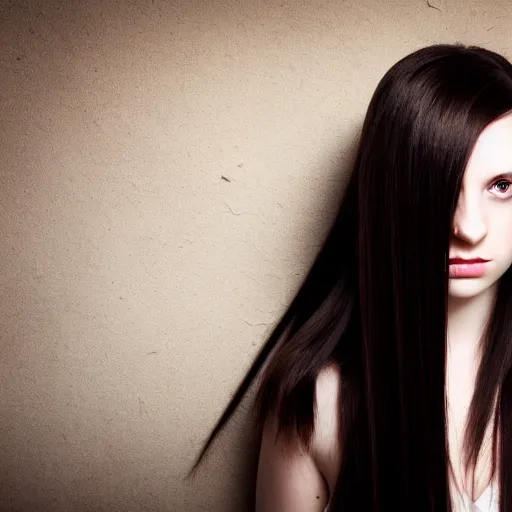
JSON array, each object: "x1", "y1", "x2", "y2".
[{"x1": 492, "y1": 180, "x2": 512, "y2": 195}]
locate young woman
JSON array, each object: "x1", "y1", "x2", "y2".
[{"x1": 188, "y1": 43, "x2": 512, "y2": 511}]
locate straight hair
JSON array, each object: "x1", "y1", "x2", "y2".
[{"x1": 188, "y1": 43, "x2": 512, "y2": 511}]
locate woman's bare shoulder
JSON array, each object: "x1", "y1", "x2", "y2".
[
  {"x1": 311, "y1": 363, "x2": 343, "y2": 495},
  {"x1": 254, "y1": 363, "x2": 343, "y2": 511}
]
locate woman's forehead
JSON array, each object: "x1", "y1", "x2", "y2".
[{"x1": 464, "y1": 113, "x2": 512, "y2": 181}]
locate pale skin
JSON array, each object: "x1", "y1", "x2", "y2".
[{"x1": 255, "y1": 112, "x2": 512, "y2": 511}]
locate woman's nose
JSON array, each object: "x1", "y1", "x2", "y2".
[{"x1": 452, "y1": 195, "x2": 487, "y2": 245}]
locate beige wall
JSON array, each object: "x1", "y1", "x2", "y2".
[{"x1": 1, "y1": 0, "x2": 511, "y2": 510}]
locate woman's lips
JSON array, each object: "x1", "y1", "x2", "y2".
[{"x1": 449, "y1": 258, "x2": 490, "y2": 278}]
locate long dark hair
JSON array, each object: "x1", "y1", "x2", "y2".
[{"x1": 188, "y1": 43, "x2": 512, "y2": 511}]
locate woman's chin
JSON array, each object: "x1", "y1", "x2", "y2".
[
  {"x1": 448, "y1": 276, "x2": 498, "y2": 300},
  {"x1": 448, "y1": 277, "x2": 489, "y2": 299}
]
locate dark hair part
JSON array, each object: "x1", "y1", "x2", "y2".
[{"x1": 188, "y1": 43, "x2": 512, "y2": 511}]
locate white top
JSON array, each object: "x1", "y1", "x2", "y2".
[{"x1": 452, "y1": 481, "x2": 499, "y2": 512}]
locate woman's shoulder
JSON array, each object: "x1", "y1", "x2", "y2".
[
  {"x1": 311, "y1": 363, "x2": 343, "y2": 496},
  {"x1": 254, "y1": 363, "x2": 343, "y2": 511}
]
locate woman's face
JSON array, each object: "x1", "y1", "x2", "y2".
[{"x1": 449, "y1": 112, "x2": 512, "y2": 299}]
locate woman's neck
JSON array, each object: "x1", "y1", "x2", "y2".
[
  {"x1": 445, "y1": 283, "x2": 499, "y2": 503},
  {"x1": 447, "y1": 283, "x2": 498, "y2": 358}
]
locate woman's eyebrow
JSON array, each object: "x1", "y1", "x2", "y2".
[{"x1": 490, "y1": 171, "x2": 512, "y2": 181}]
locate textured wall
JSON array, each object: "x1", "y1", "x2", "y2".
[{"x1": 1, "y1": 0, "x2": 511, "y2": 510}]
